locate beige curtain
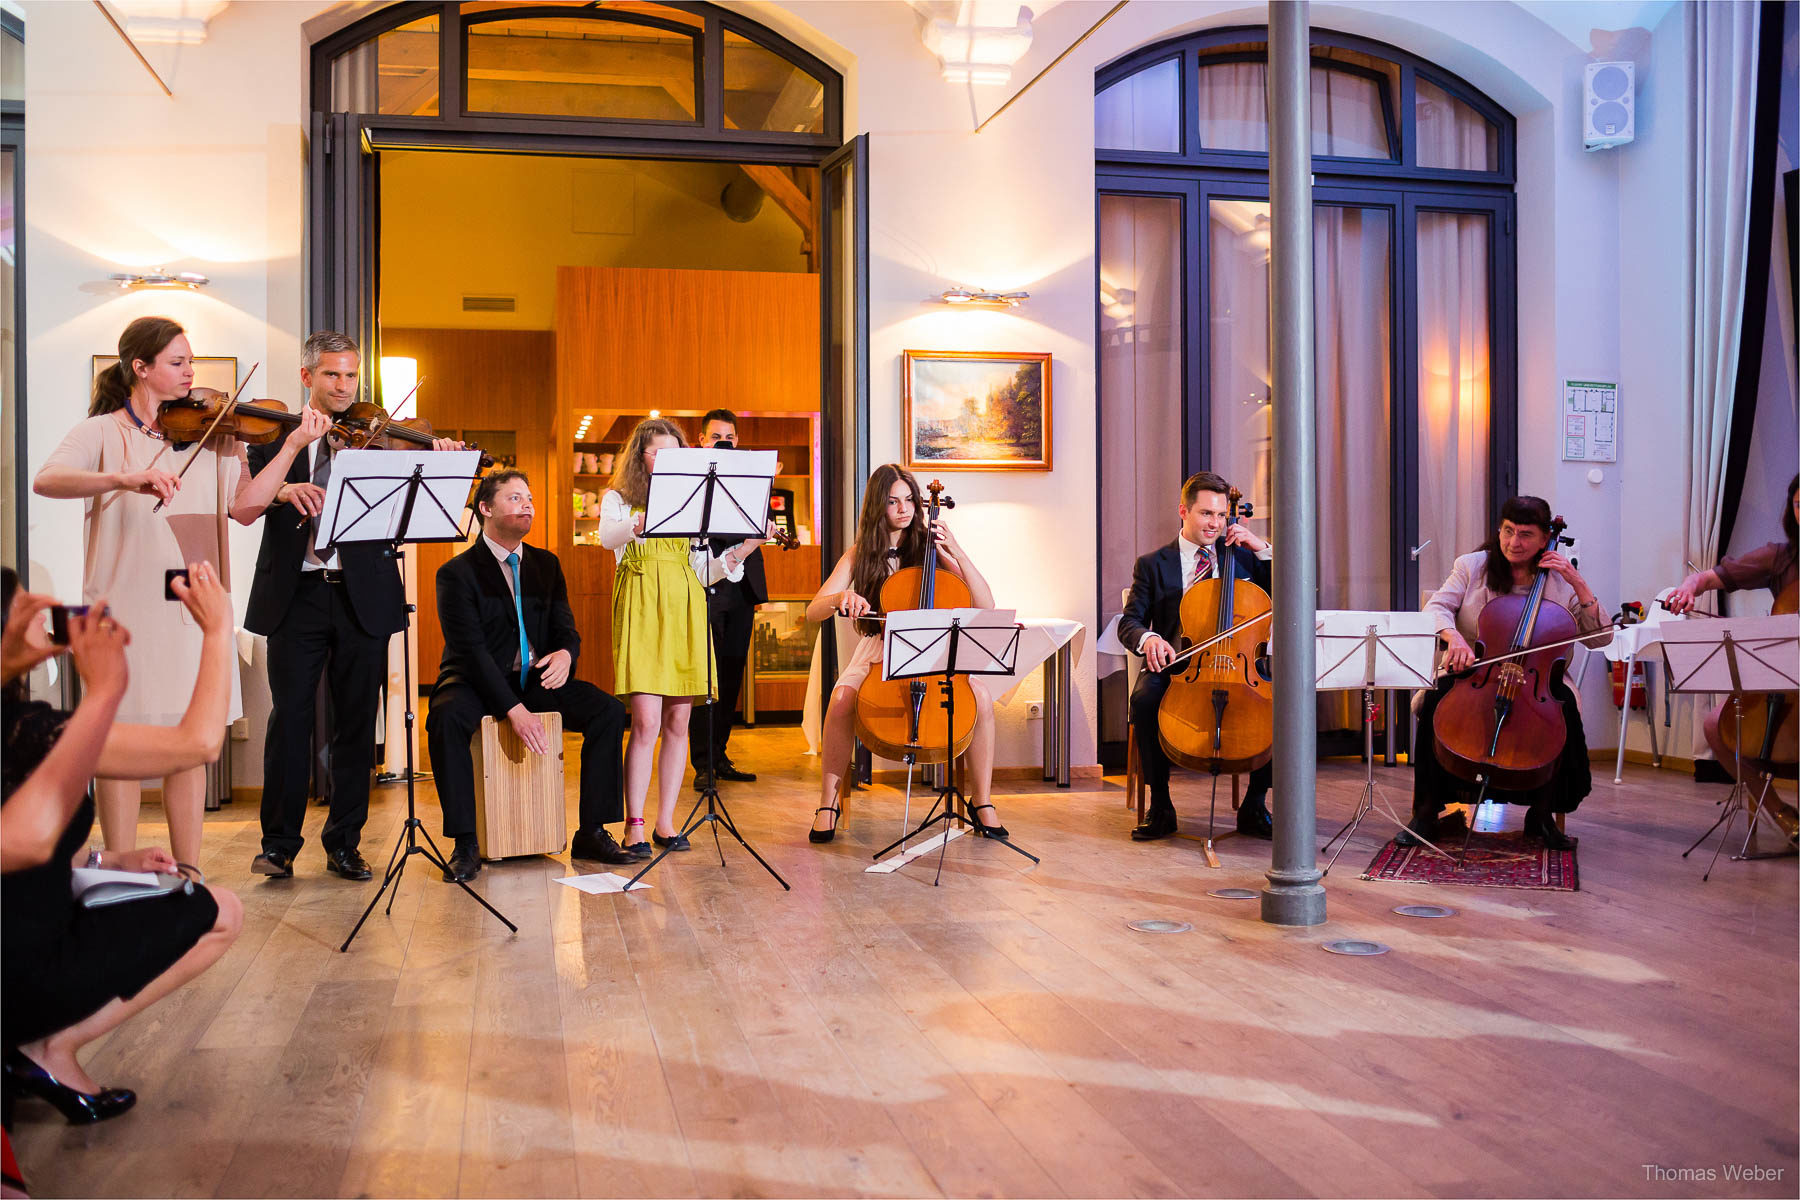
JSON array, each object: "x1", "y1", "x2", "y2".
[
  {"x1": 1415, "y1": 212, "x2": 1490, "y2": 602},
  {"x1": 1414, "y1": 78, "x2": 1496, "y2": 171},
  {"x1": 1196, "y1": 62, "x2": 1389, "y2": 157},
  {"x1": 1686, "y1": 1, "x2": 1764, "y2": 575}
]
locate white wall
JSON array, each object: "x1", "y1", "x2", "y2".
[
  {"x1": 21, "y1": 0, "x2": 1716, "y2": 770},
  {"x1": 22, "y1": 0, "x2": 312, "y2": 611}
]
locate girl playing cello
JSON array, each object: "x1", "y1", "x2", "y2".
[{"x1": 804, "y1": 464, "x2": 1006, "y2": 843}]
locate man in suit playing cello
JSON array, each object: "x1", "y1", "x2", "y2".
[{"x1": 1118, "y1": 471, "x2": 1275, "y2": 842}]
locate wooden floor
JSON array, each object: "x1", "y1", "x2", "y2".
[{"x1": 12, "y1": 727, "x2": 1798, "y2": 1198}]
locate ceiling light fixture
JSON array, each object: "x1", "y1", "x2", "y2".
[{"x1": 110, "y1": 268, "x2": 210, "y2": 289}]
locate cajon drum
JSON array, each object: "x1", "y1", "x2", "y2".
[{"x1": 472, "y1": 712, "x2": 566, "y2": 860}]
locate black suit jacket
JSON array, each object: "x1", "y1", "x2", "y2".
[
  {"x1": 432, "y1": 540, "x2": 581, "y2": 717},
  {"x1": 1118, "y1": 539, "x2": 1273, "y2": 654},
  {"x1": 242, "y1": 440, "x2": 405, "y2": 638},
  {"x1": 702, "y1": 539, "x2": 769, "y2": 611}
]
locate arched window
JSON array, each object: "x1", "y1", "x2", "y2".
[
  {"x1": 312, "y1": 2, "x2": 838, "y2": 147},
  {"x1": 1095, "y1": 28, "x2": 1516, "y2": 755}
]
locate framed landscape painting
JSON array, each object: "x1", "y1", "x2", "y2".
[{"x1": 903, "y1": 350, "x2": 1052, "y2": 471}]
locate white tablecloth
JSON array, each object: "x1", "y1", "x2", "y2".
[
  {"x1": 800, "y1": 616, "x2": 1086, "y2": 753},
  {"x1": 1603, "y1": 589, "x2": 1690, "y2": 662}
]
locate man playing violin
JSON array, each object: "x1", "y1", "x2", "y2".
[
  {"x1": 1119, "y1": 471, "x2": 1274, "y2": 842},
  {"x1": 1400, "y1": 496, "x2": 1612, "y2": 851},
  {"x1": 234, "y1": 331, "x2": 460, "y2": 882}
]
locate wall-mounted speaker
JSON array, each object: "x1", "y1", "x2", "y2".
[{"x1": 1583, "y1": 61, "x2": 1635, "y2": 151}]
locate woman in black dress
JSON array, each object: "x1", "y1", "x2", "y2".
[{"x1": 1, "y1": 566, "x2": 242, "y2": 1125}]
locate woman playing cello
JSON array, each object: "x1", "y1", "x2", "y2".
[
  {"x1": 1401, "y1": 496, "x2": 1612, "y2": 850},
  {"x1": 803, "y1": 464, "x2": 1006, "y2": 843}
]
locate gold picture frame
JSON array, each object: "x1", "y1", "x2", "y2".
[{"x1": 902, "y1": 350, "x2": 1052, "y2": 471}]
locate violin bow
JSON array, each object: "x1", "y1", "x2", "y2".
[
  {"x1": 363, "y1": 377, "x2": 424, "y2": 444},
  {"x1": 1161, "y1": 609, "x2": 1273, "y2": 671},
  {"x1": 1442, "y1": 613, "x2": 1631, "y2": 677},
  {"x1": 151, "y1": 362, "x2": 260, "y2": 514}
]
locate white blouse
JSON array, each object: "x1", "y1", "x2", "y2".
[{"x1": 597, "y1": 488, "x2": 743, "y2": 586}]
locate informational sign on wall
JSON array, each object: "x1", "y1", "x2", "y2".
[{"x1": 1561, "y1": 379, "x2": 1618, "y2": 462}]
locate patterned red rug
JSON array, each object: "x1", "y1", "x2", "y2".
[{"x1": 1362, "y1": 830, "x2": 1579, "y2": 891}]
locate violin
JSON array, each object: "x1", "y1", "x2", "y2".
[
  {"x1": 157, "y1": 390, "x2": 494, "y2": 468},
  {"x1": 1702, "y1": 579, "x2": 1798, "y2": 783},
  {"x1": 853, "y1": 480, "x2": 975, "y2": 764},
  {"x1": 1431, "y1": 516, "x2": 1578, "y2": 791},
  {"x1": 1157, "y1": 488, "x2": 1274, "y2": 776}
]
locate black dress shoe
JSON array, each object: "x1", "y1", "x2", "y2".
[
  {"x1": 3, "y1": 1049, "x2": 136, "y2": 1126},
  {"x1": 715, "y1": 761, "x2": 757, "y2": 783},
  {"x1": 443, "y1": 839, "x2": 482, "y2": 883},
  {"x1": 810, "y1": 804, "x2": 840, "y2": 844},
  {"x1": 250, "y1": 850, "x2": 294, "y2": 878},
  {"x1": 622, "y1": 826, "x2": 654, "y2": 859},
  {"x1": 570, "y1": 827, "x2": 637, "y2": 866},
  {"x1": 324, "y1": 847, "x2": 373, "y2": 881},
  {"x1": 966, "y1": 802, "x2": 1009, "y2": 839},
  {"x1": 692, "y1": 770, "x2": 716, "y2": 793},
  {"x1": 1131, "y1": 811, "x2": 1178, "y2": 841},
  {"x1": 1236, "y1": 801, "x2": 1274, "y2": 840},
  {"x1": 1525, "y1": 807, "x2": 1576, "y2": 851},
  {"x1": 652, "y1": 830, "x2": 692, "y2": 851}
]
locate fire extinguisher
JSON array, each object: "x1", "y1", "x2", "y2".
[{"x1": 1611, "y1": 661, "x2": 1646, "y2": 709}]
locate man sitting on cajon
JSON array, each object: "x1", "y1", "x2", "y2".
[{"x1": 426, "y1": 470, "x2": 636, "y2": 881}]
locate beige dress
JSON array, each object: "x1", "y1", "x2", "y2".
[{"x1": 41, "y1": 411, "x2": 248, "y2": 726}]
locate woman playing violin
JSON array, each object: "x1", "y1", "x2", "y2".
[
  {"x1": 32, "y1": 317, "x2": 314, "y2": 866},
  {"x1": 803, "y1": 464, "x2": 1005, "y2": 843},
  {"x1": 1402, "y1": 496, "x2": 1612, "y2": 850}
]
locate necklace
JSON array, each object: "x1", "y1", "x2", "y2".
[{"x1": 121, "y1": 399, "x2": 165, "y2": 441}]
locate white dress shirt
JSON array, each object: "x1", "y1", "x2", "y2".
[{"x1": 300, "y1": 438, "x2": 340, "y2": 571}]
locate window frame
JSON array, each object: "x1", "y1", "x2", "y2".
[
  {"x1": 3, "y1": 10, "x2": 25, "y2": 578},
  {"x1": 310, "y1": 2, "x2": 840, "y2": 151}
]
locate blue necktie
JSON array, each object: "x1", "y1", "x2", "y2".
[{"x1": 506, "y1": 551, "x2": 532, "y2": 687}]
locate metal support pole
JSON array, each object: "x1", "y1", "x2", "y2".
[{"x1": 1261, "y1": 0, "x2": 1327, "y2": 927}]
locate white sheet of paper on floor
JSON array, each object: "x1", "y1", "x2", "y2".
[
  {"x1": 865, "y1": 827, "x2": 965, "y2": 873},
  {"x1": 555, "y1": 871, "x2": 651, "y2": 894}
]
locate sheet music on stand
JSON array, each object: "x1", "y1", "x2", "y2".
[
  {"x1": 641, "y1": 447, "x2": 776, "y2": 541},
  {"x1": 313, "y1": 449, "x2": 482, "y2": 553},
  {"x1": 882, "y1": 607, "x2": 1021, "y2": 681},
  {"x1": 1657, "y1": 613, "x2": 1799, "y2": 877},
  {"x1": 1313, "y1": 611, "x2": 1443, "y2": 871}
]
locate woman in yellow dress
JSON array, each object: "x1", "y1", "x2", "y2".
[{"x1": 600, "y1": 418, "x2": 763, "y2": 856}]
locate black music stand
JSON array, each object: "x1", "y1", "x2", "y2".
[
  {"x1": 325, "y1": 450, "x2": 519, "y2": 951},
  {"x1": 871, "y1": 607, "x2": 1037, "y2": 884},
  {"x1": 1661, "y1": 614, "x2": 1800, "y2": 879},
  {"x1": 1312, "y1": 611, "x2": 1441, "y2": 873},
  {"x1": 624, "y1": 447, "x2": 789, "y2": 894}
]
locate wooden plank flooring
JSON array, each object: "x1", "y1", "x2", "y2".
[{"x1": 11, "y1": 727, "x2": 1797, "y2": 1198}]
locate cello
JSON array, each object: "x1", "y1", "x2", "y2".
[
  {"x1": 1431, "y1": 516, "x2": 1578, "y2": 798},
  {"x1": 853, "y1": 480, "x2": 975, "y2": 764},
  {"x1": 1157, "y1": 488, "x2": 1275, "y2": 778}
]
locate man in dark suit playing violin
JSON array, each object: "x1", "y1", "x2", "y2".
[
  {"x1": 426, "y1": 470, "x2": 636, "y2": 882},
  {"x1": 237, "y1": 331, "x2": 460, "y2": 882},
  {"x1": 1118, "y1": 471, "x2": 1275, "y2": 842}
]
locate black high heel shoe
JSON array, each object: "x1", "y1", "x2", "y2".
[
  {"x1": 3, "y1": 1048, "x2": 136, "y2": 1125},
  {"x1": 966, "y1": 803, "x2": 1009, "y2": 840},
  {"x1": 809, "y1": 803, "x2": 841, "y2": 844}
]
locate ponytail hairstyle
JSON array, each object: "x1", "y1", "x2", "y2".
[
  {"x1": 90, "y1": 317, "x2": 186, "y2": 416},
  {"x1": 1478, "y1": 495, "x2": 1554, "y2": 595},
  {"x1": 609, "y1": 417, "x2": 687, "y2": 510},
  {"x1": 847, "y1": 464, "x2": 929, "y2": 636}
]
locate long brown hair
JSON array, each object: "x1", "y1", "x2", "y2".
[
  {"x1": 1478, "y1": 495, "x2": 1555, "y2": 594},
  {"x1": 91, "y1": 316, "x2": 185, "y2": 416},
  {"x1": 848, "y1": 464, "x2": 930, "y2": 636},
  {"x1": 609, "y1": 417, "x2": 687, "y2": 509}
]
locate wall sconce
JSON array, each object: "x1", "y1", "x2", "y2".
[
  {"x1": 380, "y1": 356, "x2": 418, "y2": 415},
  {"x1": 109, "y1": 268, "x2": 210, "y2": 289},
  {"x1": 934, "y1": 287, "x2": 1030, "y2": 308}
]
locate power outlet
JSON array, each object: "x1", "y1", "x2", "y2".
[{"x1": 1027, "y1": 702, "x2": 1044, "y2": 719}]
